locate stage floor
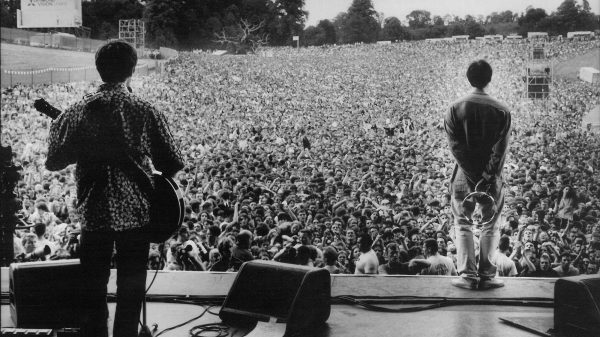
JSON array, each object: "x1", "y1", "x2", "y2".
[
  {"x1": 1, "y1": 302, "x2": 553, "y2": 337},
  {"x1": 1, "y1": 268, "x2": 558, "y2": 336}
]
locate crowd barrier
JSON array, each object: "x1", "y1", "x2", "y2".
[{"x1": 1, "y1": 63, "x2": 153, "y2": 88}]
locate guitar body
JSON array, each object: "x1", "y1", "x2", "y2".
[
  {"x1": 148, "y1": 173, "x2": 185, "y2": 242},
  {"x1": 35, "y1": 98, "x2": 185, "y2": 243}
]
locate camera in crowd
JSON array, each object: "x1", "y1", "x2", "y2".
[
  {"x1": 171, "y1": 242, "x2": 203, "y2": 271},
  {"x1": 18, "y1": 245, "x2": 51, "y2": 262}
]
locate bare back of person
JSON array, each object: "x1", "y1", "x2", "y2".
[{"x1": 355, "y1": 249, "x2": 379, "y2": 274}]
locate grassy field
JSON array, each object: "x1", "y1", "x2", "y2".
[
  {"x1": 554, "y1": 48, "x2": 600, "y2": 80},
  {"x1": 1, "y1": 43, "x2": 96, "y2": 70}
]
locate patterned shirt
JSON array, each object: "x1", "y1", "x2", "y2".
[{"x1": 46, "y1": 83, "x2": 184, "y2": 232}]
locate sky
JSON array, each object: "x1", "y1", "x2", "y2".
[{"x1": 304, "y1": 0, "x2": 600, "y2": 26}]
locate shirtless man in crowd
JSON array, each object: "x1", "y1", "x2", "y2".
[{"x1": 355, "y1": 233, "x2": 379, "y2": 274}]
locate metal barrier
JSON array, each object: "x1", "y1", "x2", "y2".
[
  {"x1": 1, "y1": 27, "x2": 106, "y2": 52},
  {"x1": 1, "y1": 64, "x2": 151, "y2": 88}
]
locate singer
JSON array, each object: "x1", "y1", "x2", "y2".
[
  {"x1": 45, "y1": 41, "x2": 184, "y2": 337},
  {"x1": 444, "y1": 60, "x2": 512, "y2": 290}
]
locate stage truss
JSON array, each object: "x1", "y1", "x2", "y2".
[{"x1": 118, "y1": 19, "x2": 145, "y2": 55}]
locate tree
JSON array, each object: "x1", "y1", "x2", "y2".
[
  {"x1": 447, "y1": 24, "x2": 466, "y2": 36},
  {"x1": 516, "y1": 0, "x2": 598, "y2": 37},
  {"x1": 84, "y1": 0, "x2": 144, "y2": 40},
  {"x1": 406, "y1": 10, "x2": 431, "y2": 28},
  {"x1": 303, "y1": 25, "x2": 323, "y2": 46},
  {"x1": 0, "y1": 0, "x2": 18, "y2": 27},
  {"x1": 552, "y1": 0, "x2": 598, "y2": 35},
  {"x1": 332, "y1": 11, "x2": 348, "y2": 43},
  {"x1": 303, "y1": 20, "x2": 335, "y2": 46},
  {"x1": 582, "y1": 0, "x2": 591, "y2": 13},
  {"x1": 433, "y1": 15, "x2": 444, "y2": 26},
  {"x1": 499, "y1": 10, "x2": 514, "y2": 23},
  {"x1": 517, "y1": 7, "x2": 548, "y2": 35},
  {"x1": 144, "y1": 0, "x2": 182, "y2": 48},
  {"x1": 317, "y1": 19, "x2": 336, "y2": 44},
  {"x1": 442, "y1": 14, "x2": 453, "y2": 25},
  {"x1": 381, "y1": 16, "x2": 408, "y2": 41},
  {"x1": 271, "y1": 0, "x2": 307, "y2": 45},
  {"x1": 340, "y1": 0, "x2": 380, "y2": 43},
  {"x1": 214, "y1": 18, "x2": 269, "y2": 53},
  {"x1": 465, "y1": 20, "x2": 485, "y2": 38}
]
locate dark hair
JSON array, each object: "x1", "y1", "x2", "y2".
[
  {"x1": 178, "y1": 226, "x2": 189, "y2": 236},
  {"x1": 423, "y1": 238, "x2": 438, "y2": 254},
  {"x1": 208, "y1": 225, "x2": 221, "y2": 237},
  {"x1": 358, "y1": 233, "x2": 373, "y2": 252},
  {"x1": 33, "y1": 223, "x2": 46, "y2": 236},
  {"x1": 498, "y1": 235, "x2": 511, "y2": 252},
  {"x1": 563, "y1": 185, "x2": 578, "y2": 200},
  {"x1": 95, "y1": 40, "x2": 137, "y2": 83},
  {"x1": 466, "y1": 60, "x2": 492, "y2": 89},
  {"x1": 323, "y1": 246, "x2": 338, "y2": 265},
  {"x1": 296, "y1": 245, "x2": 312, "y2": 265},
  {"x1": 236, "y1": 230, "x2": 252, "y2": 249}
]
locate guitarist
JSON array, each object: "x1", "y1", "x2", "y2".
[{"x1": 45, "y1": 41, "x2": 184, "y2": 337}]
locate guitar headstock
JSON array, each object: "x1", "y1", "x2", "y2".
[{"x1": 34, "y1": 98, "x2": 62, "y2": 120}]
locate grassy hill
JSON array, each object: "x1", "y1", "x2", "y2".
[
  {"x1": 554, "y1": 48, "x2": 600, "y2": 80},
  {"x1": 0, "y1": 43, "x2": 96, "y2": 70}
]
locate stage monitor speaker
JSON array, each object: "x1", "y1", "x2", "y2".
[
  {"x1": 219, "y1": 260, "x2": 331, "y2": 336},
  {"x1": 9, "y1": 259, "x2": 82, "y2": 329},
  {"x1": 554, "y1": 275, "x2": 600, "y2": 337}
]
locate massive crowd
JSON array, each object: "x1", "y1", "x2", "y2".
[{"x1": 2, "y1": 38, "x2": 599, "y2": 277}]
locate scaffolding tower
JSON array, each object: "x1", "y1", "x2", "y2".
[
  {"x1": 525, "y1": 43, "x2": 553, "y2": 100},
  {"x1": 119, "y1": 19, "x2": 145, "y2": 55}
]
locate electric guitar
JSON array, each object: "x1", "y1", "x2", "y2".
[{"x1": 34, "y1": 98, "x2": 184, "y2": 243}]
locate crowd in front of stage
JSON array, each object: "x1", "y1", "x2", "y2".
[{"x1": 2, "y1": 38, "x2": 600, "y2": 277}]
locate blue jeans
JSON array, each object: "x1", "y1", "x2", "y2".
[
  {"x1": 450, "y1": 169, "x2": 504, "y2": 279},
  {"x1": 79, "y1": 229, "x2": 149, "y2": 337}
]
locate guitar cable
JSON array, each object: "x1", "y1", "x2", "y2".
[{"x1": 138, "y1": 245, "x2": 166, "y2": 333}]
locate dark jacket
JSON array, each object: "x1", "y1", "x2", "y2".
[{"x1": 445, "y1": 90, "x2": 511, "y2": 186}]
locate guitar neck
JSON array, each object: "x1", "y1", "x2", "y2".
[{"x1": 34, "y1": 98, "x2": 62, "y2": 120}]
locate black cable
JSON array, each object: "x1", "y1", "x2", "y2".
[
  {"x1": 332, "y1": 295, "x2": 553, "y2": 304},
  {"x1": 145, "y1": 246, "x2": 166, "y2": 293},
  {"x1": 206, "y1": 307, "x2": 221, "y2": 316},
  {"x1": 189, "y1": 323, "x2": 230, "y2": 337},
  {"x1": 332, "y1": 295, "x2": 554, "y2": 313},
  {"x1": 154, "y1": 306, "x2": 211, "y2": 337}
]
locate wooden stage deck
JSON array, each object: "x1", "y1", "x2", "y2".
[{"x1": 0, "y1": 268, "x2": 559, "y2": 336}]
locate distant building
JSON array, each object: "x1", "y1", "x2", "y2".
[
  {"x1": 527, "y1": 32, "x2": 548, "y2": 40},
  {"x1": 451, "y1": 35, "x2": 469, "y2": 42},
  {"x1": 484, "y1": 35, "x2": 503, "y2": 41},
  {"x1": 567, "y1": 31, "x2": 594, "y2": 40}
]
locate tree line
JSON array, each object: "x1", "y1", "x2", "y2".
[
  {"x1": 303, "y1": 0, "x2": 599, "y2": 46},
  {"x1": 0, "y1": 0, "x2": 306, "y2": 51},
  {"x1": 1, "y1": 0, "x2": 598, "y2": 50}
]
